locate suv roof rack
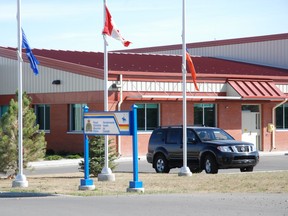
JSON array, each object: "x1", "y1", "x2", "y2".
[{"x1": 158, "y1": 124, "x2": 206, "y2": 129}]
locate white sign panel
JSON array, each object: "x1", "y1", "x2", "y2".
[{"x1": 84, "y1": 111, "x2": 130, "y2": 135}]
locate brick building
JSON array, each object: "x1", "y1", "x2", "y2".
[{"x1": 1, "y1": 33, "x2": 288, "y2": 156}]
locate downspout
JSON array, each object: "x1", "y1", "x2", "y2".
[
  {"x1": 271, "y1": 98, "x2": 287, "y2": 150},
  {"x1": 117, "y1": 74, "x2": 123, "y2": 156}
]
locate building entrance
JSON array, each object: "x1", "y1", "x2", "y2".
[{"x1": 241, "y1": 105, "x2": 261, "y2": 150}]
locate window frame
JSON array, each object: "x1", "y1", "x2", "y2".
[
  {"x1": 276, "y1": 103, "x2": 288, "y2": 130},
  {"x1": 136, "y1": 103, "x2": 160, "y2": 131},
  {"x1": 194, "y1": 103, "x2": 217, "y2": 127},
  {"x1": 69, "y1": 103, "x2": 87, "y2": 132},
  {"x1": 35, "y1": 104, "x2": 50, "y2": 132}
]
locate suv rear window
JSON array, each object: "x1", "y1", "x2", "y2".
[{"x1": 150, "y1": 129, "x2": 165, "y2": 143}]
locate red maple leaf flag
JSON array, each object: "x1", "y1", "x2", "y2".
[
  {"x1": 186, "y1": 51, "x2": 199, "y2": 91},
  {"x1": 102, "y1": 5, "x2": 131, "y2": 47}
]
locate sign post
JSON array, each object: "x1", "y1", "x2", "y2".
[{"x1": 79, "y1": 106, "x2": 95, "y2": 190}]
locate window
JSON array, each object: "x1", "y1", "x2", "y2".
[
  {"x1": 35, "y1": 104, "x2": 50, "y2": 131},
  {"x1": 0, "y1": 105, "x2": 9, "y2": 118},
  {"x1": 70, "y1": 104, "x2": 86, "y2": 131},
  {"x1": 276, "y1": 103, "x2": 288, "y2": 129},
  {"x1": 136, "y1": 103, "x2": 159, "y2": 131},
  {"x1": 150, "y1": 129, "x2": 165, "y2": 144},
  {"x1": 242, "y1": 105, "x2": 259, "y2": 112},
  {"x1": 166, "y1": 129, "x2": 180, "y2": 144},
  {"x1": 187, "y1": 129, "x2": 196, "y2": 140},
  {"x1": 194, "y1": 103, "x2": 216, "y2": 127}
]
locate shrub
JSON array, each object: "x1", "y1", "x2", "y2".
[
  {"x1": 79, "y1": 135, "x2": 118, "y2": 177},
  {"x1": 65, "y1": 154, "x2": 82, "y2": 159},
  {"x1": 45, "y1": 155, "x2": 63, "y2": 161},
  {"x1": 0, "y1": 92, "x2": 46, "y2": 175}
]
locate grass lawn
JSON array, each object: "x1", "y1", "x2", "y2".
[{"x1": 1, "y1": 171, "x2": 288, "y2": 196}]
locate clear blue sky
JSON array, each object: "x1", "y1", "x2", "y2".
[{"x1": 1, "y1": 0, "x2": 287, "y2": 52}]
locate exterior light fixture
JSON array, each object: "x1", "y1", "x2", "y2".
[{"x1": 52, "y1": 80, "x2": 61, "y2": 85}]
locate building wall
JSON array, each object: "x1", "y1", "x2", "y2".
[
  {"x1": 217, "y1": 101, "x2": 242, "y2": 140},
  {"x1": 0, "y1": 56, "x2": 104, "y2": 95},
  {"x1": 262, "y1": 103, "x2": 273, "y2": 151},
  {"x1": 119, "y1": 134, "x2": 152, "y2": 157},
  {"x1": 188, "y1": 39, "x2": 288, "y2": 69},
  {"x1": 134, "y1": 35, "x2": 288, "y2": 70},
  {"x1": 46, "y1": 104, "x2": 83, "y2": 153},
  {"x1": 275, "y1": 132, "x2": 288, "y2": 151},
  {"x1": 1, "y1": 90, "x2": 288, "y2": 155}
]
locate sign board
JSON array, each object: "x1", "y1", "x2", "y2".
[
  {"x1": 80, "y1": 105, "x2": 143, "y2": 192},
  {"x1": 83, "y1": 111, "x2": 130, "y2": 135}
]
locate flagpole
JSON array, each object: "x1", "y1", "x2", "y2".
[
  {"x1": 98, "y1": 0, "x2": 115, "y2": 182},
  {"x1": 179, "y1": 0, "x2": 192, "y2": 177},
  {"x1": 13, "y1": 0, "x2": 28, "y2": 187}
]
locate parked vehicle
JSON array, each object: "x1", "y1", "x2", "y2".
[{"x1": 146, "y1": 126, "x2": 259, "y2": 174}]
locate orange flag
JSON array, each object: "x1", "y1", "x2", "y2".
[{"x1": 186, "y1": 51, "x2": 199, "y2": 91}]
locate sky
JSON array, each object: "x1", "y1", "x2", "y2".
[{"x1": 0, "y1": 0, "x2": 287, "y2": 52}]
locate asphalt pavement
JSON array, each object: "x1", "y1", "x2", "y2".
[
  {"x1": 1, "y1": 192, "x2": 288, "y2": 216},
  {"x1": 1, "y1": 151, "x2": 288, "y2": 216}
]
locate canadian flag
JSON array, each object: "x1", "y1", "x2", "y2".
[{"x1": 102, "y1": 5, "x2": 131, "y2": 47}]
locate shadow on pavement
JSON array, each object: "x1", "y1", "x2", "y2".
[{"x1": 0, "y1": 192, "x2": 58, "y2": 198}]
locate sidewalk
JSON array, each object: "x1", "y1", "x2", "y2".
[
  {"x1": 28, "y1": 156, "x2": 147, "y2": 168},
  {"x1": 259, "y1": 151, "x2": 288, "y2": 157},
  {"x1": 27, "y1": 152, "x2": 287, "y2": 168}
]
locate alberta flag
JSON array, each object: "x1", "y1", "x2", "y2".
[
  {"x1": 102, "y1": 5, "x2": 131, "y2": 47},
  {"x1": 22, "y1": 29, "x2": 39, "y2": 75}
]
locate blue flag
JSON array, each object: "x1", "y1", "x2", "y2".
[{"x1": 22, "y1": 29, "x2": 39, "y2": 75}]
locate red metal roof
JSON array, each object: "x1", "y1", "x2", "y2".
[
  {"x1": 1, "y1": 47, "x2": 288, "y2": 81},
  {"x1": 228, "y1": 79, "x2": 286, "y2": 99},
  {"x1": 32, "y1": 48, "x2": 288, "y2": 79},
  {"x1": 31, "y1": 49, "x2": 183, "y2": 73}
]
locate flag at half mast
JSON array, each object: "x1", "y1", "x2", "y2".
[
  {"x1": 22, "y1": 29, "x2": 39, "y2": 75},
  {"x1": 186, "y1": 51, "x2": 199, "y2": 91},
  {"x1": 102, "y1": 5, "x2": 131, "y2": 47}
]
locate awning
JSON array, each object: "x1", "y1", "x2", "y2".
[{"x1": 227, "y1": 79, "x2": 286, "y2": 100}]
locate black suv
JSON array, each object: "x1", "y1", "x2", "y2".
[{"x1": 146, "y1": 126, "x2": 259, "y2": 174}]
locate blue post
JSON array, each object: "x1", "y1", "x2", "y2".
[
  {"x1": 79, "y1": 106, "x2": 95, "y2": 190},
  {"x1": 83, "y1": 135, "x2": 90, "y2": 180},
  {"x1": 127, "y1": 104, "x2": 144, "y2": 192}
]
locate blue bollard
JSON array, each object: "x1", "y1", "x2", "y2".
[
  {"x1": 127, "y1": 104, "x2": 144, "y2": 192},
  {"x1": 79, "y1": 106, "x2": 95, "y2": 190}
]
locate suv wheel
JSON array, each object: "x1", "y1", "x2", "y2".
[
  {"x1": 204, "y1": 155, "x2": 218, "y2": 174},
  {"x1": 153, "y1": 154, "x2": 170, "y2": 173}
]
